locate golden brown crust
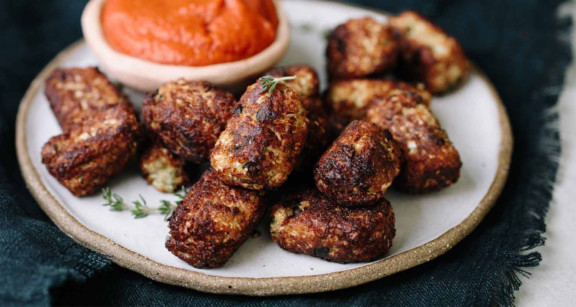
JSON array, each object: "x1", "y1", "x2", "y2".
[
  {"x1": 294, "y1": 103, "x2": 331, "y2": 171},
  {"x1": 366, "y1": 91, "x2": 461, "y2": 193},
  {"x1": 142, "y1": 79, "x2": 237, "y2": 164},
  {"x1": 325, "y1": 79, "x2": 431, "y2": 123},
  {"x1": 44, "y1": 67, "x2": 131, "y2": 131},
  {"x1": 139, "y1": 140, "x2": 189, "y2": 193},
  {"x1": 166, "y1": 169, "x2": 267, "y2": 268},
  {"x1": 270, "y1": 189, "x2": 395, "y2": 263},
  {"x1": 264, "y1": 65, "x2": 330, "y2": 171},
  {"x1": 41, "y1": 103, "x2": 140, "y2": 196},
  {"x1": 314, "y1": 121, "x2": 401, "y2": 206},
  {"x1": 326, "y1": 17, "x2": 398, "y2": 79},
  {"x1": 210, "y1": 80, "x2": 309, "y2": 190},
  {"x1": 389, "y1": 11, "x2": 471, "y2": 94},
  {"x1": 42, "y1": 67, "x2": 140, "y2": 196}
]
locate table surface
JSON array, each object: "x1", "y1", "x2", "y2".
[{"x1": 515, "y1": 3, "x2": 576, "y2": 306}]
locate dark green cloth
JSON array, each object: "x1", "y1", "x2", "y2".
[{"x1": 0, "y1": 0, "x2": 571, "y2": 305}]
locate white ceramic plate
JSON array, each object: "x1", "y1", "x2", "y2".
[{"x1": 16, "y1": 0, "x2": 512, "y2": 295}]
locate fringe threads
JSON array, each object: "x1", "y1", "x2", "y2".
[{"x1": 494, "y1": 56, "x2": 569, "y2": 305}]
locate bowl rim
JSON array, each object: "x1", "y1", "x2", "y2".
[{"x1": 17, "y1": 1, "x2": 513, "y2": 296}]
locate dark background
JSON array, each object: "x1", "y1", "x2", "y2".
[{"x1": 0, "y1": 0, "x2": 571, "y2": 305}]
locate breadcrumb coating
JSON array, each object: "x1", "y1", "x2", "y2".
[
  {"x1": 265, "y1": 65, "x2": 331, "y2": 171},
  {"x1": 44, "y1": 67, "x2": 131, "y2": 131},
  {"x1": 143, "y1": 79, "x2": 237, "y2": 163},
  {"x1": 42, "y1": 104, "x2": 140, "y2": 196},
  {"x1": 326, "y1": 17, "x2": 399, "y2": 79},
  {"x1": 389, "y1": 11, "x2": 471, "y2": 94},
  {"x1": 325, "y1": 79, "x2": 431, "y2": 123},
  {"x1": 270, "y1": 189, "x2": 395, "y2": 263},
  {"x1": 166, "y1": 169, "x2": 267, "y2": 268},
  {"x1": 42, "y1": 67, "x2": 140, "y2": 196},
  {"x1": 366, "y1": 90, "x2": 462, "y2": 192},
  {"x1": 314, "y1": 120, "x2": 401, "y2": 206},
  {"x1": 211, "y1": 80, "x2": 309, "y2": 190}
]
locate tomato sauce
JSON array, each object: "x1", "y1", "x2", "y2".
[{"x1": 101, "y1": 0, "x2": 279, "y2": 66}]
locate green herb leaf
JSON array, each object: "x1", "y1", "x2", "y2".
[
  {"x1": 174, "y1": 186, "x2": 187, "y2": 199},
  {"x1": 101, "y1": 187, "x2": 188, "y2": 220},
  {"x1": 258, "y1": 75, "x2": 297, "y2": 94},
  {"x1": 131, "y1": 195, "x2": 149, "y2": 219}
]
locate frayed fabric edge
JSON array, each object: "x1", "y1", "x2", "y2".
[{"x1": 492, "y1": 13, "x2": 572, "y2": 302}]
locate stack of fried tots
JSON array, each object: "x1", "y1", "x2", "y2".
[
  {"x1": 41, "y1": 10, "x2": 470, "y2": 269},
  {"x1": 270, "y1": 120, "x2": 401, "y2": 263},
  {"x1": 324, "y1": 12, "x2": 466, "y2": 193},
  {"x1": 140, "y1": 79, "x2": 238, "y2": 193},
  {"x1": 42, "y1": 67, "x2": 141, "y2": 196},
  {"x1": 270, "y1": 12, "x2": 467, "y2": 263},
  {"x1": 166, "y1": 66, "x2": 315, "y2": 268},
  {"x1": 326, "y1": 11, "x2": 470, "y2": 93}
]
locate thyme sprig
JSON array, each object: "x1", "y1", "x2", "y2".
[
  {"x1": 258, "y1": 75, "x2": 297, "y2": 93},
  {"x1": 102, "y1": 187, "x2": 187, "y2": 220}
]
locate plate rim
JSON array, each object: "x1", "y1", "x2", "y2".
[{"x1": 15, "y1": 3, "x2": 513, "y2": 296}]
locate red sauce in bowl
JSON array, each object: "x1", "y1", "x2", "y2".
[{"x1": 101, "y1": 0, "x2": 279, "y2": 66}]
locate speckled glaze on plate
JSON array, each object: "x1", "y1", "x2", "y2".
[{"x1": 16, "y1": 0, "x2": 512, "y2": 296}]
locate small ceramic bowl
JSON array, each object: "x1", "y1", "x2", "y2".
[{"x1": 81, "y1": 0, "x2": 290, "y2": 93}]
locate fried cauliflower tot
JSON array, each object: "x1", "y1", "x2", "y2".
[
  {"x1": 139, "y1": 141, "x2": 189, "y2": 193},
  {"x1": 210, "y1": 79, "x2": 309, "y2": 190},
  {"x1": 265, "y1": 65, "x2": 331, "y2": 171},
  {"x1": 44, "y1": 67, "x2": 132, "y2": 131},
  {"x1": 143, "y1": 79, "x2": 237, "y2": 163},
  {"x1": 41, "y1": 104, "x2": 140, "y2": 196},
  {"x1": 389, "y1": 11, "x2": 471, "y2": 94},
  {"x1": 270, "y1": 190, "x2": 395, "y2": 263},
  {"x1": 166, "y1": 169, "x2": 267, "y2": 268},
  {"x1": 314, "y1": 121, "x2": 401, "y2": 206},
  {"x1": 326, "y1": 17, "x2": 398, "y2": 79},
  {"x1": 325, "y1": 79, "x2": 431, "y2": 122},
  {"x1": 366, "y1": 91, "x2": 461, "y2": 193}
]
